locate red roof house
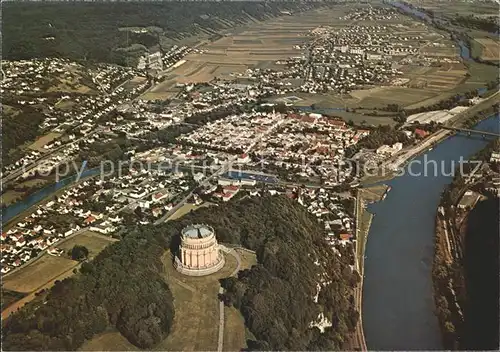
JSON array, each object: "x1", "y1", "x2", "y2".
[{"x1": 415, "y1": 129, "x2": 429, "y2": 139}]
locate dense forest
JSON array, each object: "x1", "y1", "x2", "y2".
[
  {"x1": 451, "y1": 15, "x2": 499, "y2": 34},
  {"x1": 3, "y1": 106, "x2": 45, "y2": 164},
  {"x1": 3, "y1": 195, "x2": 356, "y2": 350},
  {"x1": 211, "y1": 198, "x2": 357, "y2": 350},
  {"x1": 3, "y1": 1, "x2": 321, "y2": 65}
]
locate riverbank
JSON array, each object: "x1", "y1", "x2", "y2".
[
  {"x1": 433, "y1": 190, "x2": 499, "y2": 350},
  {"x1": 2, "y1": 172, "x2": 100, "y2": 230},
  {"x1": 351, "y1": 184, "x2": 389, "y2": 351},
  {"x1": 432, "y1": 139, "x2": 499, "y2": 349}
]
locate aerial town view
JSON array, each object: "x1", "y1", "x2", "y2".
[{"x1": 1, "y1": 0, "x2": 499, "y2": 351}]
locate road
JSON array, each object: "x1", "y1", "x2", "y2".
[
  {"x1": 352, "y1": 189, "x2": 368, "y2": 351},
  {"x1": 2, "y1": 128, "x2": 101, "y2": 184},
  {"x1": 2, "y1": 74, "x2": 157, "y2": 185},
  {"x1": 383, "y1": 129, "x2": 452, "y2": 171},
  {"x1": 447, "y1": 90, "x2": 500, "y2": 128},
  {"x1": 1, "y1": 261, "x2": 82, "y2": 321}
]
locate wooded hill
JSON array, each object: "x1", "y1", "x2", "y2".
[
  {"x1": 3, "y1": 1, "x2": 322, "y2": 65},
  {"x1": 2, "y1": 195, "x2": 357, "y2": 351},
  {"x1": 216, "y1": 197, "x2": 359, "y2": 350}
]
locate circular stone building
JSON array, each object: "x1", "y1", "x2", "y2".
[{"x1": 174, "y1": 224, "x2": 225, "y2": 276}]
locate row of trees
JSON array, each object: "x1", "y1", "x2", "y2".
[
  {"x1": 346, "y1": 125, "x2": 411, "y2": 158},
  {"x1": 463, "y1": 103, "x2": 499, "y2": 129},
  {"x1": 451, "y1": 15, "x2": 499, "y2": 34}
]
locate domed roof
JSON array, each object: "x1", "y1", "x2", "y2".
[{"x1": 182, "y1": 224, "x2": 213, "y2": 239}]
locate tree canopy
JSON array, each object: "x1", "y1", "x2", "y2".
[
  {"x1": 70, "y1": 245, "x2": 89, "y2": 261},
  {"x1": 3, "y1": 195, "x2": 357, "y2": 351}
]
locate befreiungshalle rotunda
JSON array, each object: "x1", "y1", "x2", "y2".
[{"x1": 174, "y1": 224, "x2": 225, "y2": 276}]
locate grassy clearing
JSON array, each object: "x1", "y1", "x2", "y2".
[
  {"x1": 224, "y1": 306, "x2": 247, "y2": 351},
  {"x1": 1, "y1": 259, "x2": 80, "y2": 320},
  {"x1": 465, "y1": 61, "x2": 499, "y2": 84},
  {"x1": 154, "y1": 251, "x2": 238, "y2": 351},
  {"x1": 473, "y1": 38, "x2": 500, "y2": 61},
  {"x1": 352, "y1": 87, "x2": 437, "y2": 109},
  {"x1": 3, "y1": 105, "x2": 20, "y2": 116},
  {"x1": 234, "y1": 248, "x2": 257, "y2": 270},
  {"x1": 328, "y1": 110, "x2": 397, "y2": 127},
  {"x1": 58, "y1": 231, "x2": 117, "y2": 259},
  {"x1": 2, "y1": 255, "x2": 77, "y2": 293},
  {"x1": 361, "y1": 171, "x2": 396, "y2": 186},
  {"x1": 2, "y1": 178, "x2": 49, "y2": 207},
  {"x1": 28, "y1": 132, "x2": 62, "y2": 152},
  {"x1": 356, "y1": 185, "x2": 388, "y2": 275},
  {"x1": 18, "y1": 178, "x2": 48, "y2": 188},
  {"x1": 2, "y1": 232, "x2": 114, "y2": 294},
  {"x1": 167, "y1": 202, "x2": 213, "y2": 221},
  {"x1": 222, "y1": 249, "x2": 256, "y2": 350},
  {"x1": 80, "y1": 331, "x2": 138, "y2": 351},
  {"x1": 2, "y1": 190, "x2": 25, "y2": 206}
]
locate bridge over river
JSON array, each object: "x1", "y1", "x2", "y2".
[{"x1": 441, "y1": 126, "x2": 500, "y2": 138}]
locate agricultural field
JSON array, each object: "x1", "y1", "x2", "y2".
[
  {"x1": 143, "y1": 2, "x2": 488, "y2": 118},
  {"x1": 349, "y1": 87, "x2": 437, "y2": 109},
  {"x1": 473, "y1": 38, "x2": 500, "y2": 61},
  {"x1": 398, "y1": 60, "x2": 468, "y2": 89},
  {"x1": 160, "y1": 6, "x2": 353, "y2": 86},
  {"x1": 1, "y1": 231, "x2": 116, "y2": 320},
  {"x1": 410, "y1": 0, "x2": 499, "y2": 17},
  {"x1": 141, "y1": 5, "x2": 354, "y2": 99}
]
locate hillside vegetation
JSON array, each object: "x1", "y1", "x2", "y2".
[
  {"x1": 3, "y1": 1, "x2": 320, "y2": 65},
  {"x1": 433, "y1": 140, "x2": 500, "y2": 349},
  {"x1": 174, "y1": 196, "x2": 359, "y2": 350},
  {"x1": 2, "y1": 196, "x2": 356, "y2": 351}
]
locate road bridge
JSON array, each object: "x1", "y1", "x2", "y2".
[{"x1": 441, "y1": 126, "x2": 500, "y2": 138}]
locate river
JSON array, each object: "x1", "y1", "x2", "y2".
[
  {"x1": 362, "y1": 114, "x2": 499, "y2": 350},
  {"x1": 2, "y1": 167, "x2": 101, "y2": 223}
]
